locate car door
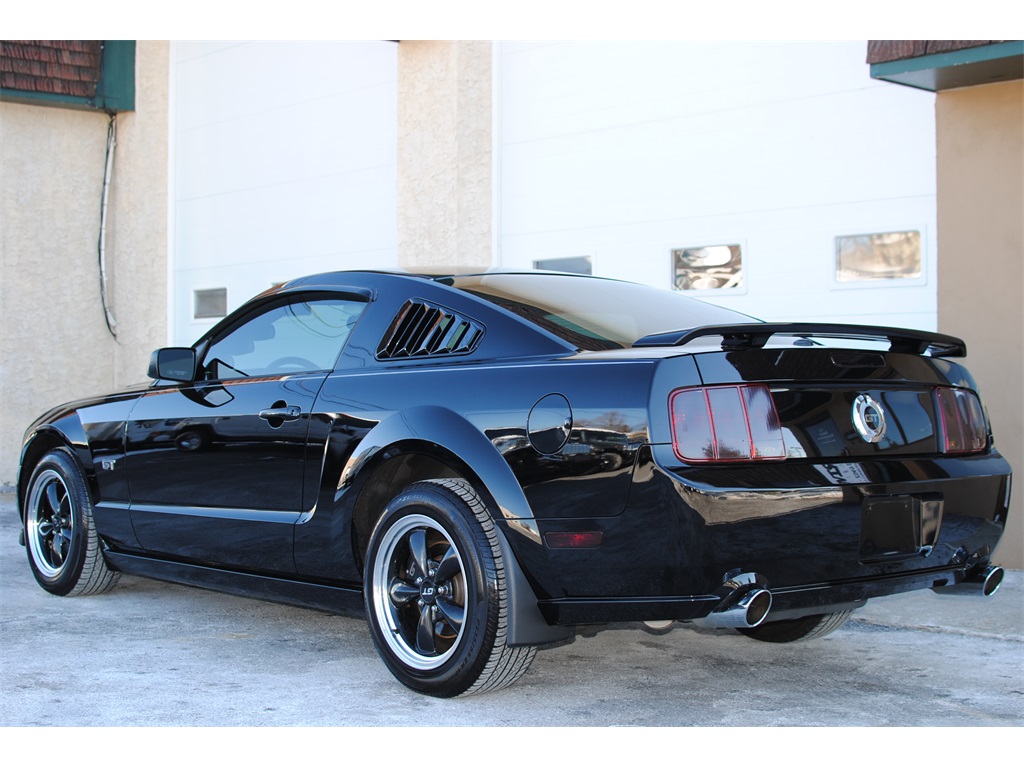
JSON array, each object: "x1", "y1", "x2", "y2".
[{"x1": 124, "y1": 294, "x2": 366, "y2": 573}]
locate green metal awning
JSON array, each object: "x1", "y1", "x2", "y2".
[{"x1": 870, "y1": 41, "x2": 1023, "y2": 92}]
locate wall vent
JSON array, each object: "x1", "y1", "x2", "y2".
[{"x1": 377, "y1": 300, "x2": 484, "y2": 359}]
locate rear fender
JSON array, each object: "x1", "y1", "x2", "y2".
[
  {"x1": 343, "y1": 406, "x2": 569, "y2": 645},
  {"x1": 342, "y1": 406, "x2": 537, "y2": 532}
]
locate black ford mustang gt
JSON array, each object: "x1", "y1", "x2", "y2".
[{"x1": 17, "y1": 271, "x2": 1011, "y2": 697}]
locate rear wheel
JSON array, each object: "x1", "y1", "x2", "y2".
[
  {"x1": 364, "y1": 479, "x2": 536, "y2": 697},
  {"x1": 24, "y1": 448, "x2": 120, "y2": 596},
  {"x1": 738, "y1": 610, "x2": 854, "y2": 643}
]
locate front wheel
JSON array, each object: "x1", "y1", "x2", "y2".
[
  {"x1": 24, "y1": 448, "x2": 120, "y2": 596},
  {"x1": 364, "y1": 479, "x2": 536, "y2": 697},
  {"x1": 738, "y1": 610, "x2": 854, "y2": 643}
]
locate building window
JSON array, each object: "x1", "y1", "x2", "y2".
[
  {"x1": 835, "y1": 231, "x2": 921, "y2": 282},
  {"x1": 194, "y1": 288, "x2": 227, "y2": 319},
  {"x1": 672, "y1": 245, "x2": 743, "y2": 290},
  {"x1": 533, "y1": 256, "x2": 592, "y2": 275}
]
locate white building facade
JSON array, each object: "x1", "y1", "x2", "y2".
[
  {"x1": 169, "y1": 41, "x2": 400, "y2": 343},
  {"x1": 168, "y1": 40, "x2": 938, "y2": 344}
]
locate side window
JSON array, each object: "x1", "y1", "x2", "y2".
[{"x1": 201, "y1": 298, "x2": 365, "y2": 380}]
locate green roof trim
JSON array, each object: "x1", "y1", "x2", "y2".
[
  {"x1": 95, "y1": 40, "x2": 135, "y2": 112},
  {"x1": 870, "y1": 41, "x2": 1023, "y2": 92},
  {"x1": 0, "y1": 40, "x2": 135, "y2": 112}
]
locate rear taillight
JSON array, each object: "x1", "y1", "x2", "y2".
[
  {"x1": 935, "y1": 387, "x2": 988, "y2": 454},
  {"x1": 670, "y1": 384, "x2": 786, "y2": 462}
]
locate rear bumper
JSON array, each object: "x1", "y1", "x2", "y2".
[
  {"x1": 537, "y1": 560, "x2": 995, "y2": 625},
  {"x1": 512, "y1": 446, "x2": 1011, "y2": 626}
]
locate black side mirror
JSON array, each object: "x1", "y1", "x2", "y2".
[{"x1": 148, "y1": 348, "x2": 197, "y2": 382}]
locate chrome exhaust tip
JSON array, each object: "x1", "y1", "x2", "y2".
[
  {"x1": 741, "y1": 588, "x2": 773, "y2": 626},
  {"x1": 932, "y1": 565, "x2": 1005, "y2": 597},
  {"x1": 697, "y1": 588, "x2": 773, "y2": 629}
]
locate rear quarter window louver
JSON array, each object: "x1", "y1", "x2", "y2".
[{"x1": 377, "y1": 300, "x2": 484, "y2": 359}]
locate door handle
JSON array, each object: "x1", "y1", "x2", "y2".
[{"x1": 259, "y1": 404, "x2": 302, "y2": 424}]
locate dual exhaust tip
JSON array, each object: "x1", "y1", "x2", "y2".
[
  {"x1": 696, "y1": 587, "x2": 772, "y2": 629},
  {"x1": 644, "y1": 563, "x2": 1004, "y2": 636},
  {"x1": 643, "y1": 573, "x2": 772, "y2": 634},
  {"x1": 707, "y1": 563, "x2": 1006, "y2": 624},
  {"x1": 932, "y1": 565, "x2": 1004, "y2": 597}
]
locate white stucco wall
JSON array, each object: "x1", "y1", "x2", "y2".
[
  {"x1": 497, "y1": 41, "x2": 938, "y2": 330},
  {"x1": 167, "y1": 40, "x2": 937, "y2": 339},
  {"x1": 169, "y1": 41, "x2": 399, "y2": 346}
]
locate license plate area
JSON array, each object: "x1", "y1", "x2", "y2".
[{"x1": 860, "y1": 494, "x2": 943, "y2": 563}]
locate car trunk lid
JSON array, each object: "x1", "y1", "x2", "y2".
[{"x1": 691, "y1": 345, "x2": 984, "y2": 460}]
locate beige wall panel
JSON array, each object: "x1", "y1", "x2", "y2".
[
  {"x1": 937, "y1": 80, "x2": 1023, "y2": 568},
  {"x1": 397, "y1": 41, "x2": 492, "y2": 272},
  {"x1": 107, "y1": 42, "x2": 170, "y2": 388},
  {"x1": 0, "y1": 41, "x2": 169, "y2": 486}
]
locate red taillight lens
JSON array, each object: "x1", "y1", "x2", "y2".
[
  {"x1": 670, "y1": 384, "x2": 786, "y2": 462},
  {"x1": 935, "y1": 387, "x2": 988, "y2": 454}
]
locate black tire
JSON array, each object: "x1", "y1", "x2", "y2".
[
  {"x1": 23, "y1": 448, "x2": 120, "y2": 597},
  {"x1": 363, "y1": 478, "x2": 536, "y2": 697},
  {"x1": 738, "y1": 610, "x2": 854, "y2": 643}
]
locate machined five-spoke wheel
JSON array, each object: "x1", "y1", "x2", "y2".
[
  {"x1": 364, "y1": 479, "x2": 536, "y2": 697},
  {"x1": 24, "y1": 448, "x2": 119, "y2": 596},
  {"x1": 371, "y1": 513, "x2": 468, "y2": 669},
  {"x1": 26, "y1": 468, "x2": 74, "y2": 579}
]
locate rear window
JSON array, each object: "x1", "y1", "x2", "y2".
[{"x1": 446, "y1": 273, "x2": 753, "y2": 351}]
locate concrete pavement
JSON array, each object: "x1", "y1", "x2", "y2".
[{"x1": 1, "y1": 490, "x2": 1021, "y2": 727}]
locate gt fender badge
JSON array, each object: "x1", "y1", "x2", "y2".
[{"x1": 852, "y1": 394, "x2": 887, "y2": 444}]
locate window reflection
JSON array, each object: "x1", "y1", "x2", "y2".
[
  {"x1": 672, "y1": 245, "x2": 743, "y2": 290},
  {"x1": 835, "y1": 231, "x2": 921, "y2": 282}
]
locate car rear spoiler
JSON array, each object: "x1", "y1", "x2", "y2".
[{"x1": 632, "y1": 323, "x2": 967, "y2": 357}]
